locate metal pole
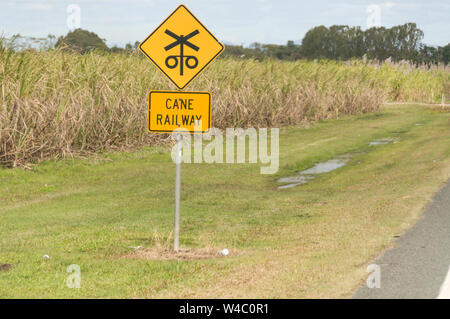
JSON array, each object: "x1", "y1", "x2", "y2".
[{"x1": 174, "y1": 133, "x2": 182, "y2": 252}]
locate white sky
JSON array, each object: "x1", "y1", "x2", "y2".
[{"x1": 1, "y1": 0, "x2": 449, "y2": 47}]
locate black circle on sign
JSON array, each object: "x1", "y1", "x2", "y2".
[
  {"x1": 185, "y1": 56, "x2": 198, "y2": 69},
  {"x1": 165, "y1": 56, "x2": 178, "y2": 69}
]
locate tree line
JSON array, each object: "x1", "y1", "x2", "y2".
[
  {"x1": 4, "y1": 24, "x2": 449, "y2": 65},
  {"x1": 224, "y1": 23, "x2": 449, "y2": 65}
]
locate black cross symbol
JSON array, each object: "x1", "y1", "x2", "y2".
[{"x1": 164, "y1": 29, "x2": 200, "y2": 76}]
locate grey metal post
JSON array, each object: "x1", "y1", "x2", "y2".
[{"x1": 174, "y1": 133, "x2": 182, "y2": 252}]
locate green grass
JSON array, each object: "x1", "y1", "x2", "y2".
[{"x1": 0, "y1": 104, "x2": 449, "y2": 298}]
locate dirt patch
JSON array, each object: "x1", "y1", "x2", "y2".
[
  {"x1": 123, "y1": 247, "x2": 239, "y2": 261},
  {"x1": 0, "y1": 264, "x2": 12, "y2": 272}
]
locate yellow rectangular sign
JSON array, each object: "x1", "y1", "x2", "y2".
[{"x1": 148, "y1": 91, "x2": 211, "y2": 133}]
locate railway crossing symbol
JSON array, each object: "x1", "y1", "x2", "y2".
[{"x1": 139, "y1": 5, "x2": 224, "y2": 89}]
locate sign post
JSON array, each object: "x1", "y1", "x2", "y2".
[
  {"x1": 139, "y1": 4, "x2": 224, "y2": 251},
  {"x1": 174, "y1": 133, "x2": 182, "y2": 252}
]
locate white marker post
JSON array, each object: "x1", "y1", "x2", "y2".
[{"x1": 174, "y1": 133, "x2": 182, "y2": 252}]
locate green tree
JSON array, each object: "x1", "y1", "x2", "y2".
[
  {"x1": 301, "y1": 26, "x2": 330, "y2": 59},
  {"x1": 439, "y1": 43, "x2": 450, "y2": 65},
  {"x1": 301, "y1": 23, "x2": 425, "y2": 62},
  {"x1": 390, "y1": 23, "x2": 423, "y2": 61},
  {"x1": 56, "y1": 29, "x2": 108, "y2": 53}
]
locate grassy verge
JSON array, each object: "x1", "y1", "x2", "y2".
[{"x1": 0, "y1": 104, "x2": 449, "y2": 298}]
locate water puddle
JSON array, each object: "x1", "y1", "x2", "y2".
[
  {"x1": 277, "y1": 136, "x2": 399, "y2": 189},
  {"x1": 277, "y1": 175, "x2": 315, "y2": 189},
  {"x1": 300, "y1": 156, "x2": 350, "y2": 174},
  {"x1": 277, "y1": 154, "x2": 352, "y2": 189},
  {"x1": 368, "y1": 138, "x2": 397, "y2": 146}
]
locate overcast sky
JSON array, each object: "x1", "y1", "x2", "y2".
[{"x1": 1, "y1": 0, "x2": 449, "y2": 47}]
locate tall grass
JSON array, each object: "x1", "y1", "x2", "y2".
[
  {"x1": 367, "y1": 59, "x2": 449, "y2": 102},
  {"x1": 0, "y1": 46, "x2": 448, "y2": 167}
]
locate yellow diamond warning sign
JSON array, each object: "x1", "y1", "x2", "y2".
[
  {"x1": 139, "y1": 5, "x2": 225, "y2": 90},
  {"x1": 148, "y1": 91, "x2": 211, "y2": 133}
]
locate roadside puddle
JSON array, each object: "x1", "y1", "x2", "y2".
[
  {"x1": 277, "y1": 175, "x2": 315, "y2": 189},
  {"x1": 278, "y1": 136, "x2": 399, "y2": 189},
  {"x1": 277, "y1": 154, "x2": 352, "y2": 189},
  {"x1": 368, "y1": 138, "x2": 397, "y2": 146}
]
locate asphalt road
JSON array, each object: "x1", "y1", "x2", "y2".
[{"x1": 353, "y1": 180, "x2": 450, "y2": 299}]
